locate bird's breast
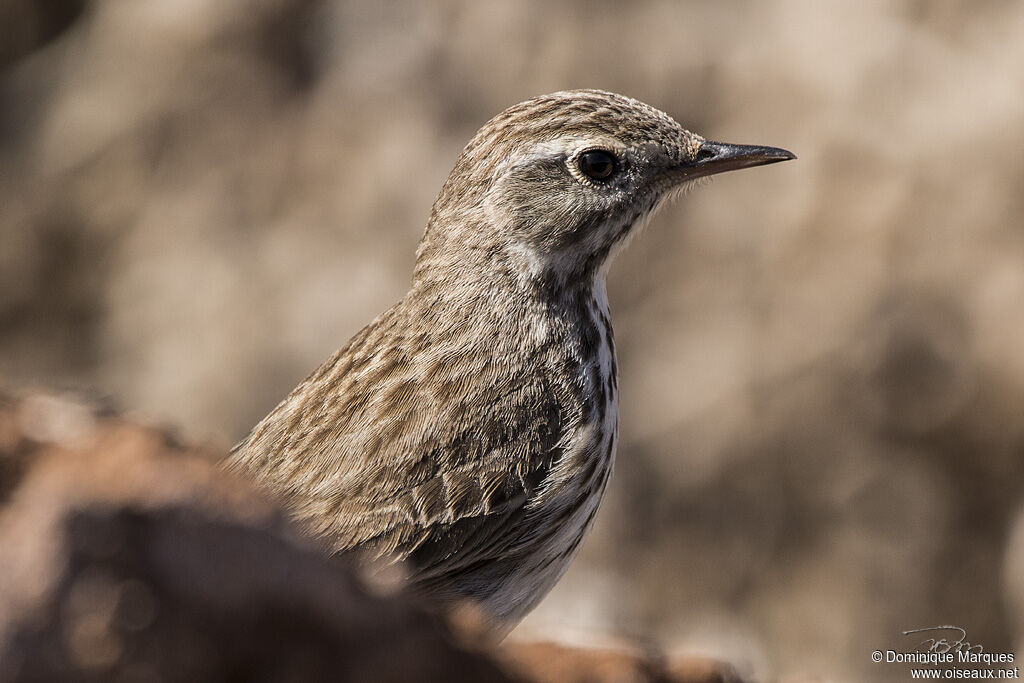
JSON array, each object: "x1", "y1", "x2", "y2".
[{"x1": 513, "y1": 284, "x2": 619, "y2": 587}]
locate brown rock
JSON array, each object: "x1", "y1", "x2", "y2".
[
  {"x1": 500, "y1": 641, "x2": 748, "y2": 683},
  {"x1": 0, "y1": 391, "x2": 516, "y2": 683}
]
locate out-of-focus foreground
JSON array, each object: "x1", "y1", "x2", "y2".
[
  {"x1": 1, "y1": 2, "x2": 1022, "y2": 682},
  {"x1": 0, "y1": 390, "x2": 746, "y2": 683}
]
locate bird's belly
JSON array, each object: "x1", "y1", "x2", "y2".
[{"x1": 475, "y1": 407, "x2": 618, "y2": 627}]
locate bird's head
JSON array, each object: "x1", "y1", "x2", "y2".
[{"x1": 415, "y1": 90, "x2": 794, "y2": 290}]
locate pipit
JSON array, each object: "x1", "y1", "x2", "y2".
[{"x1": 228, "y1": 90, "x2": 793, "y2": 631}]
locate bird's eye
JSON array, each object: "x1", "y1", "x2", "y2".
[{"x1": 577, "y1": 150, "x2": 616, "y2": 181}]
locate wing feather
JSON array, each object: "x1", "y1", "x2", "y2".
[{"x1": 227, "y1": 298, "x2": 567, "y2": 586}]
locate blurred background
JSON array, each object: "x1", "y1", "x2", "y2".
[{"x1": 1, "y1": 1, "x2": 1023, "y2": 681}]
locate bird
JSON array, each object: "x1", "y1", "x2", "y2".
[{"x1": 227, "y1": 89, "x2": 794, "y2": 633}]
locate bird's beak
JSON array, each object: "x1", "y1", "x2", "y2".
[{"x1": 675, "y1": 140, "x2": 796, "y2": 181}]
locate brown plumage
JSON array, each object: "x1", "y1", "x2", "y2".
[{"x1": 227, "y1": 90, "x2": 794, "y2": 631}]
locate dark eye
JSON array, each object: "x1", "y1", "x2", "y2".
[{"x1": 577, "y1": 149, "x2": 616, "y2": 181}]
